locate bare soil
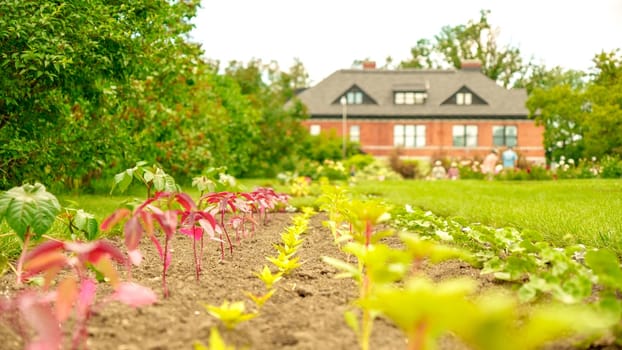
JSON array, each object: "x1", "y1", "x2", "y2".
[{"x1": 0, "y1": 213, "x2": 615, "y2": 350}]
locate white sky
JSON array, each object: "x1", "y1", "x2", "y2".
[{"x1": 190, "y1": 0, "x2": 622, "y2": 85}]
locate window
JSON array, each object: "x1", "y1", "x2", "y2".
[
  {"x1": 349, "y1": 125, "x2": 360, "y2": 142},
  {"x1": 394, "y1": 124, "x2": 426, "y2": 147},
  {"x1": 346, "y1": 91, "x2": 363, "y2": 104},
  {"x1": 309, "y1": 124, "x2": 321, "y2": 136},
  {"x1": 493, "y1": 125, "x2": 517, "y2": 147},
  {"x1": 394, "y1": 91, "x2": 427, "y2": 105},
  {"x1": 456, "y1": 92, "x2": 472, "y2": 105},
  {"x1": 452, "y1": 125, "x2": 478, "y2": 147}
]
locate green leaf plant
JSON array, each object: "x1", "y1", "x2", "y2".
[
  {"x1": 63, "y1": 208, "x2": 99, "y2": 241},
  {"x1": 323, "y1": 241, "x2": 409, "y2": 350},
  {"x1": 367, "y1": 277, "x2": 611, "y2": 350},
  {"x1": 0, "y1": 183, "x2": 61, "y2": 285},
  {"x1": 110, "y1": 161, "x2": 179, "y2": 198}
]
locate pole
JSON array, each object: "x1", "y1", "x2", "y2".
[{"x1": 341, "y1": 96, "x2": 347, "y2": 159}]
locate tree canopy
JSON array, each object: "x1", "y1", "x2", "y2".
[
  {"x1": 400, "y1": 10, "x2": 526, "y2": 87},
  {"x1": 0, "y1": 0, "x2": 311, "y2": 189},
  {"x1": 526, "y1": 50, "x2": 622, "y2": 161}
]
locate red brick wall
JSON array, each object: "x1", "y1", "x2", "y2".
[{"x1": 303, "y1": 118, "x2": 545, "y2": 163}]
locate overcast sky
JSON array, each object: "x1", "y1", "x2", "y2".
[{"x1": 190, "y1": 0, "x2": 622, "y2": 85}]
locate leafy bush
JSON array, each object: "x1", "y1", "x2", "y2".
[
  {"x1": 458, "y1": 164, "x2": 485, "y2": 180},
  {"x1": 345, "y1": 154, "x2": 375, "y2": 174},
  {"x1": 388, "y1": 149, "x2": 424, "y2": 179},
  {"x1": 600, "y1": 156, "x2": 622, "y2": 178},
  {"x1": 353, "y1": 160, "x2": 402, "y2": 181}
]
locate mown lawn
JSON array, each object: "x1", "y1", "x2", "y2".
[{"x1": 350, "y1": 179, "x2": 622, "y2": 252}]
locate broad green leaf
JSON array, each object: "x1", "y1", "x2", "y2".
[
  {"x1": 163, "y1": 174, "x2": 178, "y2": 192},
  {"x1": 143, "y1": 169, "x2": 155, "y2": 184},
  {"x1": 0, "y1": 183, "x2": 61, "y2": 241},
  {"x1": 321, "y1": 256, "x2": 361, "y2": 281},
  {"x1": 369, "y1": 277, "x2": 476, "y2": 345},
  {"x1": 585, "y1": 249, "x2": 622, "y2": 290},
  {"x1": 111, "y1": 170, "x2": 133, "y2": 194},
  {"x1": 73, "y1": 209, "x2": 98, "y2": 240}
]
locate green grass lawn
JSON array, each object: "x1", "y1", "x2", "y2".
[{"x1": 349, "y1": 179, "x2": 622, "y2": 252}]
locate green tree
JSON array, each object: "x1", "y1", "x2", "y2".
[
  {"x1": 0, "y1": 0, "x2": 202, "y2": 189},
  {"x1": 582, "y1": 50, "x2": 622, "y2": 157},
  {"x1": 526, "y1": 83, "x2": 586, "y2": 162},
  {"x1": 223, "y1": 59, "x2": 310, "y2": 177},
  {"x1": 400, "y1": 10, "x2": 526, "y2": 87},
  {"x1": 526, "y1": 51, "x2": 622, "y2": 161}
]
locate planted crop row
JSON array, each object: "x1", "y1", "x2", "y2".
[
  {"x1": 393, "y1": 206, "x2": 622, "y2": 314},
  {"x1": 0, "y1": 179, "x2": 290, "y2": 350},
  {"x1": 317, "y1": 184, "x2": 617, "y2": 350},
  {"x1": 195, "y1": 207, "x2": 315, "y2": 349}
]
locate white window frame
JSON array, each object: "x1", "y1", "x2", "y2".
[
  {"x1": 309, "y1": 124, "x2": 321, "y2": 136},
  {"x1": 452, "y1": 124, "x2": 478, "y2": 147},
  {"x1": 394, "y1": 91, "x2": 427, "y2": 105},
  {"x1": 456, "y1": 92, "x2": 472, "y2": 105},
  {"x1": 393, "y1": 124, "x2": 426, "y2": 147},
  {"x1": 346, "y1": 91, "x2": 363, "y2": 104},
  {"x1": 492, "y1": 125, "x2": 517, "y2": 147},
  {"x1": 349, "y1": 125, "x2": 360, "y2": 142}
]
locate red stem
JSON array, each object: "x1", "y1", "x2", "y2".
[
  {"x1": 365, "y1": 219, "x2": 372, "y2": 247},
  {"x1": 193, "y1": 232, "x2": 200, "y2": 281},
  {"x1": 15, "y1": 230, "x2": 31, "y2": 285},
  {"x1": 162, "y1": 237, "x2": 170, "y2": 298},
  {"x1": 408, "y1": 321, "x2": 427, "y2": 350},
  {"x1": 220, "y1": 210, "x2": 233, "y2": 257}
]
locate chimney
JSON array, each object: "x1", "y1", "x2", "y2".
[
  {"x1": 362, "y1": 60, "x2": 376, "y2": 70},
  {"x1": 460, "y1": 59, "x2": 482, "y2": 71}
]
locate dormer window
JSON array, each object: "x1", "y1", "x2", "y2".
[
  {"x1": 346, "y1": 91, "x2": 363, "y2": 104},
  {"x1": 394, "y1": 91, "x2": 427, "y2": 105},
  {"x1": 333, "y1": 85, "x2": 376, "y2": 105},
  {"x1": 456, "y1": 92, "x2": 472, "y2": 105},
  {"x1": 442, "y1": 86, "x2": 486, "y2": 106}
]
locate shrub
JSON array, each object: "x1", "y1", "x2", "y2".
[
  {"x1": 346, "y1": 154, "x2": 375, "y2": 174},
  {"x1": 389, "y1": 149, "x2": 424, "y2": 179},
  {"x1": 600, "y1": 156, "x2": 622, "y2": 178},
  {"x1": 458, "y1": 164, "x2": 485, "y2": 180}
]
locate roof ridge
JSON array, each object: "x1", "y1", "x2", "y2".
[{"x1": 337, "y1": 68, "x2": 455, "y2": 74}]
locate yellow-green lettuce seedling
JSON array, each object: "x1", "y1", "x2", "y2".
[
  {"x1": 244, "y1": 289, "x2": 276, "y2": 308},
  {"x1": 194, "y1": 327, "x2": 236, "y2": 350},
  {"x1": 203, "y1": 300, "x2": 258, "y2": 330},
  {"x1": 253, "y1": 265, "x2": 283, "y2": 289}
]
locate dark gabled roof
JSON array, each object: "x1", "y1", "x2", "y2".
[{"x1": 295, "y1": 69, "x2": 528, "y2": 117}]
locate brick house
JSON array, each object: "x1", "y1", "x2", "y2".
[{"x1": 297, "y1": 62, "x2": 545, "y2": 163}]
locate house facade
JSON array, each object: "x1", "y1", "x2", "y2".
[{"x1": 297, "y1": 62, "x2": 545, "y2": 163}]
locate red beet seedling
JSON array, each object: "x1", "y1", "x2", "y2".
[{"x1": 1, "y1": 239, "x2": 157, "y2": 350}]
